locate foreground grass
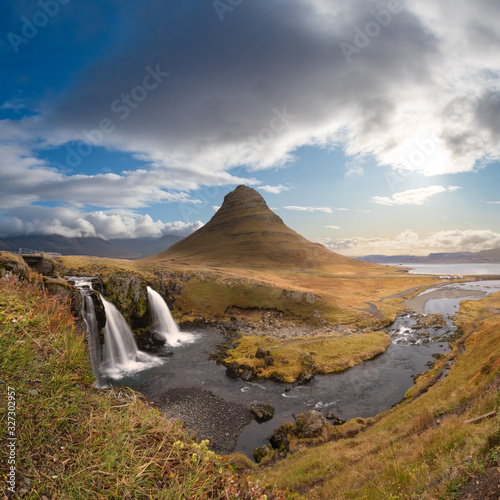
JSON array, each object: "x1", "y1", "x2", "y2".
[
  {"x1": 0, "y1": 278, "x2": 294, "y2": 499},
  {"x1": 253, "y1": 292, "x2": 500, "y2": 499},
  {"x1": 224, "y1": 332, "x2": 390, "y2": 383}
]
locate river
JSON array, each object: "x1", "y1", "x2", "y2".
[{"x1": 102, "y1": 279, "x2": 500, "y2": 459}]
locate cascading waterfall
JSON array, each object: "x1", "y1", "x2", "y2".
[
  {"x1": 147, "y1": 286, "x2": 196, "y2": 346},
  {"x1": 82, "y1": 294, "x2": 105, "y2": 387},
  {"x1": 69, "y1": 276, "x2": 161, "y2": 380},
  {"x1": 100, "y1": 296, "x2": 160, "y2": 377}
]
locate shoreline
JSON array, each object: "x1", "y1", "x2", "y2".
[{"x1": 404, "y1": 288, "x2": 485, "y2": 314}]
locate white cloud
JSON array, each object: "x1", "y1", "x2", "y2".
[
  {"x1": 486, "y1": 201, "x2": 500, "y2": 204},
  {"x1": 0, "y1": 206, "x2": 202, "y2": 239},
  {"x1": 325, "y1": 225, "x2": 340, "y2": 229},
  {"x1": 283, "y1": 206, "x2": 333, "y2": 213},
  {"x1": 259, "y1": 184, "x2": 290, "y2": 194},
  {"x1": 372, "y1": 185, "x2": 459, "y2": 206},
  {"x1": 319, "y1": 229, "x2": 500, "y2": 256}
]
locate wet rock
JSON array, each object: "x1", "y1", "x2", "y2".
[
  {"x1": 297, "y1": 371, "x2": 314, "y2": 384},
  {"x1": 225, "y1": 364, "x2": 240, "y2": 379},
  {"x1": 240, "y1": 366, "x2": 254, "y2": 382},
  {"x1": 268, "y1": 422, "x2": 294, "y2": 452},
  {"x1": 295, "y1": 410, "x2": 327, "y2": 438},
  {"x1": 326, "y1": 412, "x2": 346, "y2": 426},
  {"x1": 157, "y1": 351, "x2": 174, "y2": 358},
  {"x1": 254, "y1": 444, "x2": 273, "y2": 463},
  {"x1": 251, "y1": 404, "x2": 275, "y2": 423},
  {"x1": 151, "y1": 331, "x2": 167, "y2": 346}
]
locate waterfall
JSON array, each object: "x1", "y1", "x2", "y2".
[
  {"x1": 147, "y1": 286, "x2": 196, "y2": 346},
  {"x1": 100, "y1": 296, "x2": 160, "y2": 377},
  {"x1": 82, "y1": 294, "x2": 105, "y2": 387},
  {"x1": 68, "y1": 276, "x2": 161, "y2": 380}
]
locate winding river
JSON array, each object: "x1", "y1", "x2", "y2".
[{"x1": 102, "y1": 279, "x2": 500, "y2": 458}]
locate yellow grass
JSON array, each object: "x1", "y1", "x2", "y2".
[{"x1": 224, "y1": 332, "x2": 391, "y2": 383}]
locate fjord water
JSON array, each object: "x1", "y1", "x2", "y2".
[
  {"x1": 147, "y1": 286, "x2": 196, "y2": 346},
  {"x1": 386, "y1": 262, "x2": 500, "y2": 275}
]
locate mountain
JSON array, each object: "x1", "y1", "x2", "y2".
[
  {"x1": 144, "y1": 185, "x2": 376, "y2": 271},
  {"x1": 479, "y1": 248, "x2": 500, "y2": 262},
  {"x1": 358, "y1": 252, "x2": 494, "y2": 264},
  {"x1": 0, "y1": 234, "x2": 182, "y2": 259}
]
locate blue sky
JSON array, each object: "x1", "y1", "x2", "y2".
[{"x1": 1, "y1": 0, "x2": 499, "y2": 255}]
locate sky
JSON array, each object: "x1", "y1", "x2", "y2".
[{"x1": 1, "y1": 0, "x2": 499, "y2": 256}]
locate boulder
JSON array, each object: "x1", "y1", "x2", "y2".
[
  {"x1": 295, "y1": 410, "x2": 327, "y2": 438},
  {"x1": 264, "y1": 355, "x2": 275, "y2": 366},
  {"x1": 151, "y1": 331, "x2": 167, "y2": 346},
  {"x1": 253, "y1": 444, "x2": 273, "y2": 463},
  {"x1": 251, "y1": 404, "x2": 275, "y2": 423},
  {"x1": 268, "y1": 422, "x2": 294, "y2": 452},
  {"x1": 225, "y1": 364, "x2": 240, "y2": 379},
  {"x1": 326, "y1": 412, "x2": 346, "y2": 426},
  {"x1": 255, "y1": 347, "x2": 270, "y2": 359}
]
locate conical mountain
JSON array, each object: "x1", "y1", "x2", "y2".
[{"x1": 146, "y1": 185, "x2": 374, "y2": 270}]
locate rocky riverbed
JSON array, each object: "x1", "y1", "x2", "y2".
[{"x1": 159, "y1": 387, "x2": 253, "y2": 455}]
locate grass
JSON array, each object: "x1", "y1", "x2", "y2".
[
  {"x1": 223, "y1": 332, "x2": 391, "y2": 383},
  {"x1": 58, "y1": 254, "x2": 441, "y2": 330},
  {"x1": 250, "y1": 291, "x2": 500, "y2": 499},
  {"x1": 0, "y1": 278, "x2": 298, "y2": 499}
]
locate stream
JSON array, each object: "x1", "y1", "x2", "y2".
[{"x1": 91, "y1": 280, "x2": 500, "y2": 458}]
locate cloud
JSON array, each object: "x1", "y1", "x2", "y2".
[
  {"x1": 319, "y1": 229, "x2": 500, "y2": 256},
  {"x1": 283, "y1": 206, "x2": 333, "y2": 213},
  {"x1": 0, "y1": 206, "x2": 202, "y2": 239},
  {"x1": 32, "y1": 0, "x2": 500, "y2": 179},
  {"x1": 325, "y1": 225, "x2": 340, "y2": 229},
  {"x1": 486, "y1": 201, "x2": 500, "y2": 204},
  {"x1": 372, "y1": 185, "x2": 460, "y2": 206},
  {"x1": 259, "y1": 184, "x2": 290, "y2": 194}
]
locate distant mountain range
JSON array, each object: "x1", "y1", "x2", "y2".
[
  {"x1": 144, "y1": 185, "x2": 376, "y2": 272},
  {"x1": 358, "y1": 251, "x2": 499, "y2": 264},
  {"x1": 0, "y1": 234, "x2": 182, "y2": 260}
]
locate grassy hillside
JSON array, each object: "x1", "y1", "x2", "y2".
[
  {"x1": 251, "y1": 292, "x2": 500, "y2": 499},
  {"x1": 0, "y1": 278, "x2": 294, "y2": 499}
]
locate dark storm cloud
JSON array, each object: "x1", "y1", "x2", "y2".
[{"x1": 45, "y1": 0, "x2": 439, "y2": 171}]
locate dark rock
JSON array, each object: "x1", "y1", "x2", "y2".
[
  {"x1": 225, "y1": 364, "x2": 240, "y2": 379},
  {"x1": 251, "y1": 404, "x2": 275, "y2": 423},
  {"x1": 255, "y1": 347, "x2": 270, "y2": 359},
  {"x1": 157, "y1": 351, "x2": 174, "y2": 358},
  {"x1": 326, "y1": 412, "x2": 346, "y2": 426},
  {"x1": 240, "y1": 366, "x2": 254, "y2": 382},
  {"x1": 151, "y1": 331, "x2": 167, "y2": 346},
  {"x1": 253, "y1": 444, "x2": 273, "y2": 463},
  {"x1": 297, "y1": 372, "x2": 315, "y2": 384},
  {"x1": 264, "y1": 355, "x2": 275, "y2": 366},
  {"x1": 295, "y1": 410, "x2": 327, "y2": 438},
  {"x1": 268, "y1": 422, "x2": 294, "y2": 451}
]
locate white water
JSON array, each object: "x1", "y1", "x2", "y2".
[
  {"x1": 147, "y1": 286, "x2": 196, "y2": 346},
  {"x1": 101, "y1": 296, "x2": 160, "y2": 377}
]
